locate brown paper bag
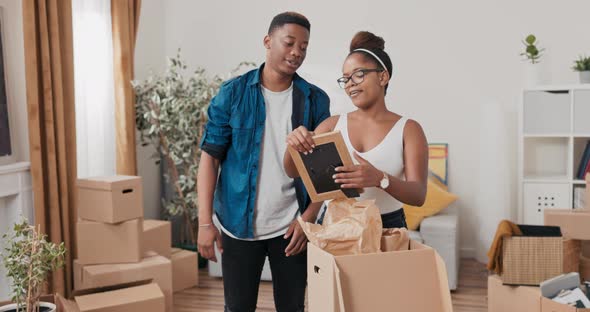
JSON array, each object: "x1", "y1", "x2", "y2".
[
  {"x1": 298, "y1": 198, "x2": 382, "y2": 255},
  {"x1": 381, "y1": 228, "x2": 410, "y2": 252}
]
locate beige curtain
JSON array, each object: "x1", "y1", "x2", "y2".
[
  {"x1": 112, "y1": 0, "x2": 141, "y2": 175},
  {"x1": 22, "y1": 0, "x2": 77, "y2": 297}
]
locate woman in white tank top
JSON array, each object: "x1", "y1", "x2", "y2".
[{"x1": 284, "y1": 31, "x2": 428, "y2": 228}]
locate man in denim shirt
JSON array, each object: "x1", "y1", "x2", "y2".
[{"x1": 197, "y1": 12, "x2": 330, "y2": 312}]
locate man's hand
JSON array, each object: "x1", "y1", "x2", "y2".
[
  {"x1": 197, "y1": 224, "x2": 223, "y2": 262},
  {"x1": 284, "y1": 219, "x2": 309, "y2": 257}
]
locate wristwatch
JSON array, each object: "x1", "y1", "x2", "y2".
[{"x1": 379, "y1": 171, "x2": 389, "y2": 189}]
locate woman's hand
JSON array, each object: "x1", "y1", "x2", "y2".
[
  {"x1": 334, "y1": 152, "x2": 383, "y2": 189},
  {"x1": 286, "y1": 126, "x2": 315, "y2": 155}
]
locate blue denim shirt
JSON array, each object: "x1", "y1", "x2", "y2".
[{"x1": 200, "y1": 64, "x2": 331, "y2": 239}]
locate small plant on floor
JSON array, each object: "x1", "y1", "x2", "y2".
[
  {"x1": 572, "y1": 55, "x2": 590, "y2": 72},
  {"x1": 520, "y1": 34, "x2": 544, "y2": 64},
  {"x1": 133, "y1": 49, "x2": 255, "y2": 244},
  {"x1": 1, "y1": 218, "x2": 66, "y2": 312}
]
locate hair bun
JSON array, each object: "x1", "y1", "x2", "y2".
[{"x1": 350, "y1": 31, "x2": 385, "y2": 52}]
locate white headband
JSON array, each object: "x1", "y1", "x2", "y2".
[{"x1": 353, "y1": 48, "x2": 388, "y2": 73}]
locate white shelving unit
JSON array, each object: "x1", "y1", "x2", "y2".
[{"x1": 518, "y1": 85, "x2": 590, "y2": 225}]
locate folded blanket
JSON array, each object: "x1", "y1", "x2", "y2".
[{"x1": 487, "y1": 220, "x2": 522, "y2": 275}]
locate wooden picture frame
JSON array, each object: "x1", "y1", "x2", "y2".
[{"x1": 287, "y1": 131, "x2": 360, "y2": 202}]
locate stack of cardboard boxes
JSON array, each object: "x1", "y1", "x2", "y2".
[
  {"x1": 73, "y1": 176, "x2": 198, "y2": 312},
  {"x1": 489, "y1": 174, "x2": 590, "y2": 312}
]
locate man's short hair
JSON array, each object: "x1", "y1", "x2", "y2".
[{"x1": 268, "y1": 12, "x2": 310, "y2": 35}]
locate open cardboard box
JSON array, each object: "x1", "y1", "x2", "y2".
[
  {"x1": 488, "y1": 274, "x2": 541, "y2": 312},
  {"x1": 74, "y1": 282, "x2": 165, "y2": 312},
  {"x1": 307, "y1": 240, "x2": 452, "y2": 312},
  {"x1": 541, "y1": 296, "x2": 590, "y2": 312},
  {"x1": 74, "y1": 253, "x2": 172, "y2": 311}
]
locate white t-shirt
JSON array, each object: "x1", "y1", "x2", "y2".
[{"x1": 217, "y1": 83, "x2": 300, "y2": 240}]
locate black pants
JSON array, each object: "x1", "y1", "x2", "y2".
[
  {"x1": 381, "y1": 208, "x2": 408, "y2": 229},
  {"x1": 221, "y1": 232, "x2": 306, "y2": 312}
]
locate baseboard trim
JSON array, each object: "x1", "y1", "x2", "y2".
[{"x1": 461, "y1": 247, "x2": 476, "y2": 258}]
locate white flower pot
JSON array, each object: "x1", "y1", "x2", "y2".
[
  {"x1": 0, "y1": 302, "x2": 56, "y2": 312},
  {"x1": 524, "y1": 63, "x2": 543, "y2": 87},
  {"x1": 579, "y1": 71, "x2": 590, "y2": 84}
]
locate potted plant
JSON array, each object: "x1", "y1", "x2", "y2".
[
  {"x1": 1, "y1": 218, "x2": 66, "y2": 312},
  {"x1": 132, "y1": 51, "x2": 254, "y2": 250},
  {"x1": 520, "y1": 34, "x2": 545, "y2": 86},
  {"x1": 572, "y1": 55, "x2": 590, "y2": 84}
]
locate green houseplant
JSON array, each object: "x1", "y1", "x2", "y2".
[
  {"x1": 133, "y1": 50, "x2": 254, "y2": 245},
  {"x1": 1, "y1": 218, "x2": 66, "y2": 312},
  {"x1": 520, "y1": 34, "x2": 545, "y2": 87},
  {"x1": 520, "y1": 34, "x2": 544, "y2": 64},
  {"x1": 572, "y1": 55, "x2": 590, "y2": 84}
]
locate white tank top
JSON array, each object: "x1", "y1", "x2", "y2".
[{"x1": 333, "y1": 114, "x2": 407, "y2": 214}]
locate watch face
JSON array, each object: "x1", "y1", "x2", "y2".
[{"x1": 380, "y1": 174, "x2": 389, "y2": 188}]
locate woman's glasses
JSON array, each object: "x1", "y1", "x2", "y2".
[{"x1": 337, "y1": 68, "x2": 384, "y2": 89}]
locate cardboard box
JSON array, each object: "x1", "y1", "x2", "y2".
[
  {"x1": 77, "y1": 175, "x2": 143, "y2": 223},
  {"x1": 541, "y1": 296, "x2": 590, "y2": 312},
  {"x1": 545, "y1": 209, "x2": 590, "y2": 240},
  {"x1": 488, "y1": 274, "x2": 541, "y2": 312},
  {"x1": 563, "y1": 239, "x2": 581, "y2": 274},
  {"x1": 142, "y1": 220, "x2": 172, "y2": 258},
  {"x1": 56, "y1": 293, "x2": 81, "y2": 312},
  {"x1": 75, "y1": 282, "x2": 165, "y2": 312},
  {"x1": 77, "y1": 219, "x2": 142, "y2": 265},
  {"x1": 171, "y1": 248, "x2": 198, "y2": 292},
  {"x1": 74, "y1": 253, "x2": 172, "y2": 311},
  {"x1": 307, "y1": 240, "x2": 452, "y2": 312}
]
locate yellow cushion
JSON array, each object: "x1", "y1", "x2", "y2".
[
  {"x1": 428, "y1": 173, "x2": 448, "y2": 191},
  {"x1": 403, "y1": 178, "x2": 458, "y2": 230}
]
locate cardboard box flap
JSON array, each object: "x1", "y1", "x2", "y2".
[
  {"x1": 77, "y1": 175, "x2": 141, "y2": 191},
  {"x1": 435, "y1": 252, "x2": 453, "y2": 311},
  {"x1": 78, "y1": 255, "x2": 169, "y2": 284},
  {"x1": 307, "y1": 243, "x2": 339, "y2": 312},
  {"x1": 75, "y1": 283, "x2": 163, "y2": 311},
  {"x1": 334, "y1": 247, "x2": 451, "y2": 311}
]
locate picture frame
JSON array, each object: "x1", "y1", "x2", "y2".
[{"x1": 287, "y1": 131, "x2": 360, "y2": 202}]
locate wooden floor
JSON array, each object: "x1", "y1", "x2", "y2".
[{"x1": 173, "y1": 258, "x2": 489, "y2": 312}]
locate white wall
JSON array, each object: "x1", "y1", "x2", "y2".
[
  {"x1": 0, "y1": 0, "x2": 28, "y2": 163},
  {"x1": 134, "y1": 0, "x2": 167, "y2": 219},
  {"x1": 136, "y1": 0, "x2": 590, "y2": 262}
]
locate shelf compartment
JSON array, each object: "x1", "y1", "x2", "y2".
[
  {"x1": 574, "y1": 90, "x2": 590, "y2": 135},
  {"x1": 524, "y1": 137, "x2": 570, "y2": 180},
  {"x1": 523, "y1": 91, "x2": 571, "y2": 135}
]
